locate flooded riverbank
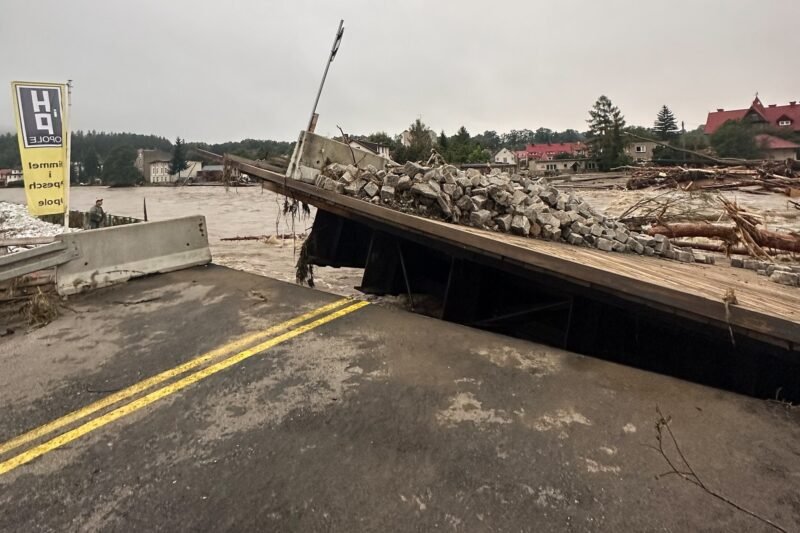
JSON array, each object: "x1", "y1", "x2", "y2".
[{"x1": 0, "y1": 185, "x2": 363, "y2": 296}]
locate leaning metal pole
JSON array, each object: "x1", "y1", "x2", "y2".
[{"x1": 306, "y1": 19, "x2": 344, "y2": 133}]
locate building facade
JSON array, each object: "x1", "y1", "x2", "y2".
[
  {"x1": 756, "y1": 134, "x2": 800, "y2": 160},
  {"x1": 624, "y1": 141, "x2": 658, "y2": 161},
  {"x1": 149, "y1": 160, "x2": 172, "y2": 183},
  {"x1": 349, "y1": 139, "x2": 391, "y2": 159},
  {"x1": 515, "y1": 142, "x2": 587, "y2": 163},
  {"x1": 528, "y1": 159, "x2": 597, "y2": 174},
  {"x1": 135, "y1": 149, "x2": 172, "y2": 183},
  {"x1": 493, "y1": 148, "x2": 517, "y2": 165}
]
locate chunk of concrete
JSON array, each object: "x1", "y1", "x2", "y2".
[
  {"x1": 511, "y1": 215, "x2": 531, "y2": 236},
  {"x1": 380, "y1": 186, "x2": 395, "y2": 203},
  {"x1": 456, "y1": 194, "x2": 473, "y2": 212},
  {"x1": 363, "y1": 182, "x2": 380, "y2": 198},
  {"x1": 470, "y1": 209, "x2": 492, "y2": 226},
  {"x1": 471, "y1": 195, "x2": 488, "y2": 210},
  {"x1": 495, "y1": 214, "x2": 513, "y2": 232},
  {"x1": 770, "y1": 271, "x2": 800, "y2": 287},
  {"x1": 403, "y1": 161, "x2": 427, "y2": 176},
  {"x1": 437, "y1": 195, "x2": 453, "y2": 218},
  {"x1": 627, "y1": 239, "x2": 645, "y2": 254},
  {"x1": 568, "y1": 233, "x2": 584, "y2": 246},
  {"x1": 396, "y1": 175, "x2": 412, "y2": 192},
  {"x1": 411, "y1": 182, "x2": 439, "y2": 199},
  {"x1": 596, "y1": 238, "x2": 614, "y2": 252},
  {"x1": 344, "y1": 178, "x2": 366, "y2": 196}
]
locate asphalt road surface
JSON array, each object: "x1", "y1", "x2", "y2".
[{"x1": 1, "y1": 266, "x2": 798, "y2": 532}]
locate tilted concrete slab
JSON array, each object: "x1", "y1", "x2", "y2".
[
  {"x1": 0, "y1": 266, "x2": 798, "y2": 531},
  {"x1": 287, "y1": 130, "x2": 389, "y2": 185},
  {"x1": 56, "y1": 215, "x2": 211, "y2": 295}
]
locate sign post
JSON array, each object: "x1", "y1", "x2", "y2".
[
  {"x1": 10, "y1": 81, "x2": 70, "y2": 220},
  {"x1": 63, "y1": 80, "x2": 72, "y2": 229},
  {"x1": 307, "y1": 20, "x2": 344, "y2": 133}
]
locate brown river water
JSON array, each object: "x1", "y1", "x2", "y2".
[
  {"x1": 3, "y1": 183, "x2": 797, "y2": 299},
  {"x1": 0, "y1": 185, "x2": 363, "y2": 296}
]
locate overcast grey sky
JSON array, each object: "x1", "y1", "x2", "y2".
[{"x1": 1, "y1": 0, "x2": 798, "y2": 143}]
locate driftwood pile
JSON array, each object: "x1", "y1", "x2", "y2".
[
  {"x1": 646, "y1": 197, "x2": 800, "y2": 255},
  {"x1": 626, "y1": 160, "x2": 800, "y2": 195}
]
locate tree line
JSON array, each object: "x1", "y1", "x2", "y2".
[
  {"x1": 3, "y1": 101, "x2": 793, "y2": 182},
  {"x1": 0, "y1": 131, "x2": 296, "y2": 185},
  {"x1": 381, "y1": 95, "x2": 798, "y2": 169}
]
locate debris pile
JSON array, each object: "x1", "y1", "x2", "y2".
[
  {"x1": 730, "y1": 257, "x2": 800, "y2": 287},
  {"x1": 314, "y1": 162, "x2": 710, "y2": 263},
  {"x1": 626, "y1": 160, "x2": 800, "y2": 194},
  {"x1": 0, "y1": 202, "x2": 72, "y2": 241}
]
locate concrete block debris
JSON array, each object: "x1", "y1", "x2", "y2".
[
  {"x1": 314, "y1": 163, "x2": 714, "y2": 263},
  {"x1": 730, "y1": 255, "x2": 800, "y2": 287}
]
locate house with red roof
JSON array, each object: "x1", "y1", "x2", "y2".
[
  {"x1": 514, "y1": 142, "x2": 587, "y2": 162},
  {"x1": 755, "y1": 134, "x2": 799, "y2": 160},
  {"x1": 513, "y1": 142, "x2": 596, "y2": 174},
  {"x1": 704, "y1": 96, "x2": 800, "y2": 135}
]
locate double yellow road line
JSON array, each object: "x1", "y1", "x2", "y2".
[{"x1": 0, "y1": 297, "x2": 368, "y2": 477}]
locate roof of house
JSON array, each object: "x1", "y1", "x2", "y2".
[
  {"x1": 350, "y1": 138, "x2": 387, "y2": 154},
  {"x1": 705, "y1": 96, "x2": 800, "y2": 134},
  {"x1": 201, "y1": 165, "x2": 224, "y2": 172},
  {"x1": 755, "y1": 134, "x2": 800, "y2": 150},
  {"x1": 522, "y1": 142, "x2": 586, "y2": 157}
]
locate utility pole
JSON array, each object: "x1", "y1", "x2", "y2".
[
  {"x1": 64, "y1": 80, "x2": 73, "y2": 229},
  {"x1": 307, "y1": 20, "x2": 344, "y2": 133}
]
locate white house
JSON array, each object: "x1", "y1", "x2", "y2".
[
  {"x1": 493, "y1": 148, "x2": 516, "y2": 165},
  {"x1": 624, "y1": 141, "x2": 658, "y2": 161},
  {"x1": 177, "y1": 161, "x2": 202, "y2": 179},
  {"x1": 349, "y1": 139, "x2": 391, "y2": 159},
  {"x1": 147, "y1": 160, "x2": 203, "y2": 184},
  {"x1": 135, "y1": 148, "x2": 171, "y2": 183},
  {"x1": 149, "y1": 160, "x2": 172, "y2": 183}
]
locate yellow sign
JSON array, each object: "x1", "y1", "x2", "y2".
[{"x1": 10, "y1": 81, "x2": 70, "y2": 216}]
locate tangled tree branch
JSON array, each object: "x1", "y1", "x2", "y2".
[{"x1": 652, "y1": 406, "x2": 788, "y2": 533}]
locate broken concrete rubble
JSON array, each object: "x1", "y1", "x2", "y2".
[{"x1": 315, "y1": 162, "x2": 707, "y2": 262}]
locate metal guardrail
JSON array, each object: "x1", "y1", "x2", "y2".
[
  {"x1": 39, "y1": 210, "x2": 142, "y2": 229},
  {"x1": 0, "y1": 241, "x2": 79, "y2": 283}
]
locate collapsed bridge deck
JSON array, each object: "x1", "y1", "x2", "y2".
[{"x1": 200, "y1": 139, "x2": 800, "y2": 399}]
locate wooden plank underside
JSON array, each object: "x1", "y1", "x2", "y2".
[{"x1": 219, "y1": 153, "x2": 800, "y2": 348}]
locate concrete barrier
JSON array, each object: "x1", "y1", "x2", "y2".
[
  {"x1": 287, "y1": 131, "x2": 389, "y2": 185},
  {"x1": 56, "y1": 215, "x2": 212, "y2": 295}
]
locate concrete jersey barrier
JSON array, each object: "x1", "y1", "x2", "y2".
[{"x1": 56, "y1": 215, "x2": 212, "y2": 296}]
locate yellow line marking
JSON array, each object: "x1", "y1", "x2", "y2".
[
  {"x1": 0, "y1": 300, "x2": 369, "y2": 476},
  {"x1": 0, "y1": 297, "x2": 353, "y2": 458}
]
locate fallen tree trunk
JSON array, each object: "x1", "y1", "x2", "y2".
[{"x1": 648, "y1": 223, "x2": 800, "y2": 253}]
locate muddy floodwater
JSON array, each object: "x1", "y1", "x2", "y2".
[
  {"x1": 3, "y1": 182, "x2": 798, "y2": 298},
  {"x1": 0, "y1": 185, "x2": 363, "y2": 296}
]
